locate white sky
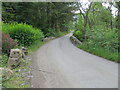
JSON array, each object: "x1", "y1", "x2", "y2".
[
  {"x1": 102, "y1": 3, "x2": 118, "y2": 17},
  {"x1": 75, "y1": 0, "x2": 118, "y2": 17}
]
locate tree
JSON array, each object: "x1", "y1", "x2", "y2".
[
  {"x1": 115, "y1": 2, "x2": 120, "y2": 29},
  {"x1": 76, "y1": 1, "x2": 93, "y2": 40},
  {"x1": 2, "y1": 2, "x2": 78, "y2": 36},
  {"x1": 89, "y1": 2, "x2": 113, "y2": 28},
  {"x1": 2, "y1": 2, "x2": 17, "y2": 23}
]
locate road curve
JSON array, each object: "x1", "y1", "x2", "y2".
[{"x1": 32, "y1": 33, "x2": 118, "y2": 88}]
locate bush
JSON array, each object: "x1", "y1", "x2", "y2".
[
  {"x1": 87, "y1": 26, "x2": 118, "y2": 52},
  {"x1": 45, "y1": 28, "x2": 67, "y2": 37},
  {"x1": 2, "y1": 23, "x2": 44, "y2": 46},
  {"x1": 73, "y1": 30, "x2": 83, "y2": 41},
  {"x1": 0, "y1": 55, "x2": 8, "y2": 67},
  {"x1": 45, "y1": 28, "x2": 56, "y2": 37},
  {"x1": 1, "y1": 67, "x2": 13, "y2": 82},
  {"x1": 2, "y1": 32, "x2": 17, "y2": 55}
]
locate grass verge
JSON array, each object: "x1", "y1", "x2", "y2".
[
  {"x1": 28, "y1": 40, "x2": 45, "y2": 54},
  {"x1": 2, "y1": 40, "x2": 44, "y2": 88},
  {"x1": 78, "y1": 44, "x2": 119, "y2": 63},
  {"x1": 2, "y1": 60, "x2": 31, "y2": 88},
  {"x1": 2, "y1": 32, "x2": 67, "y2": 88}
]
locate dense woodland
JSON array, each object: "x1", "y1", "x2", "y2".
[{"x1": 2, "y1": 2, "x2": 78, "y2": 36}]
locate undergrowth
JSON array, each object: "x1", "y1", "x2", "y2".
[
  {"x1": 2, "y1": 60, "x2": 31, "y2": 88},
  {"x1": 78, "y1": 44, "x2": 119, "y2": 62}
]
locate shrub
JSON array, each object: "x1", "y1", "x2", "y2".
[
  {"x1": 2, "y1": 23, "x2": 44, "y2": 46},
  {"x1": 45, "y1": 28, "x2": 67, "y2": 37},
  {"x1": 2, "y1": 32, "x2": 17, "y2": 55},
  {"x1": 87, "y1": 26, "x2": 118, "y2": 52},
  {"x1": 54, "y1": 31, "x2": 67, "y2": 37},
  {"x1": 0, "y1": 55, "x2": 8, "y2": 67},
  {"x1": 73, "y1": 30, "x2": 83, "y2": 41},
  {"x1": 1, "y1": 67, "x2": 13, "y2": 82},
  {"x1": 45, "y1": 28, "x2": 56, "y2": 37}
]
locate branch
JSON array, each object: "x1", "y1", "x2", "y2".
[
  {"x1": 76, "y1": 0, "x2": 85, "y2": 19},
  {"x1": 86, "y1": 2, "x2": 93, "y2": 15}
]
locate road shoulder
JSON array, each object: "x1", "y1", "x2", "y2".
[{"x1": 30, "y1": 51, "x2": 46, "y2": 88}]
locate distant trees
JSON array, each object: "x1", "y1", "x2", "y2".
[
  {"x1": 115, "y1": 1, "x2": 120, "y2": 52},
  {"x1": 74, "y1": 1, "x2": 119, "y2": 54},
  {"x1": 2, "y1": 2, "x2": 17, "y2": 23},
  {"x1": 73, "y1": 2, "x2": 119, "y2": 62},
  {"x1": 115, "y1": 2, "x2": 120, "y2": 29},
  {"x1": 91, "y1": 3, "x2": 113, "y2": 27},
  {"x1": 2, "y1": 2, "x2": 78, "y2": 36},
  {"x1": 75, "y1": 2, "x2": 117, "y2": 41}
]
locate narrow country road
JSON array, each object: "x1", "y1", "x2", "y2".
[{"x1": 31, "y1": 33, "x2": 118, "y2": 88}]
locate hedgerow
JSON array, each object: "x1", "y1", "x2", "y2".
[{"x1": 2, "y1": 23, "x2": 44, "y2": 46}]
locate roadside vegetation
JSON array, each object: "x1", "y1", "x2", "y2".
[
  {"x1": 73, "y1": 2, "x2": 119, "y2": 62},
  {"x1": 1, "y1": 23, "x2": 44, "y2": 88},
  {"x1": 1, "y1": 2, "x2": 77, "y2": 88},
  {"x1": 1, "y1": 1, "x2": 119, "y2": 88},
  {"x1": 2, "y1": 60, "x2": 32, "y2": 88}
]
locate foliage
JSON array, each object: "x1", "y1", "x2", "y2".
[
  {"x1": 2, "y1": 32, "x2": 17, "y2": 55},
  {"x1": 75, "y1": 15, "x2": 84, "y2": 31},
  {"x1": 2, "y1": 2, "x2": 78, "y2": 35},
  {"x1": 45, "y1": 28, "x2": 67, "y2": 37},
  {"x1": 86, "y1": 26, "x2": 118, "y2": 51},
  {"x1": 90, "y1": 3, "x2": 112, "y2": 26},
  {"x1": 73, "y1": 30, "x2": 83, "y2": 42},
  {"x1": 2, "y1": 2, "x2": 119, "y2": 63},
  {"x1": 114, "y1": 2, "x2": 120, "y2": 29},
  {"x1": 1, "y1": 68, "x2": 13, "y2": 83},
  {"x1": 45, "y1": 28, "x2": 56, "y2": 37},
  {"x1": 78, "y1": 44, "x2": 119, "y2": 62},
  {"x1": 2, "y1": 23, "x2": 44, "y2": 46},
  {"x1": 55, "y1": 31, "x2": 68, "y2": 37},
  {"x1": 2, "y1": 3, "x2": 17, "y2": 23},
  {"x1": 2, "y1": 60, "x2": 31, "y2": 88},
  {"x1": 73, "y1": 2, "x2": 118, "y2": 62},
  {"x1": 28, "y1": 40, "x2": 45, "y2": 54},
  {"x1": 0, "y1": 55, "x2": 8, "y2": 67},
  {"x1": 74, "y1": 25, "x2": 118, "y2": 61}
]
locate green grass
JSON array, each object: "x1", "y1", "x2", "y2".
[
  {"x1": 78, "y1": 44, "x2": 119, "y2": 63},
  {"x1": 2, "y1": 60, "x2": 31, "y2": 88},
  {"x1": 3, "y1": 77, "x2": 30, "y2": 88},
  {"x1": 2, "y1": 32, "x2": 67, "y2": 88},
  {"x1": 2, "y1": 40, "x2": 44, "y2": 88},
  {"x1": 0, "y1": 55, "x2": 8, "y2": 67},
  {"x1": 28, "y1": 40, "x2": 45, "y2": 54},
  {"x1": 14, "y1": 40, "x2": 44, "y2": 54}
]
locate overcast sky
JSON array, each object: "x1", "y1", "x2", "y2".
[{"x1": 75, "y1": 0, "x2": 118, "y2": 17}]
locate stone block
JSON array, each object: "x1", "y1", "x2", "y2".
[{"x1": 9, "y1": 49, "x2": 22, "y2": 58}]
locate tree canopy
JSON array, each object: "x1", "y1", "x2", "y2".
[{"x1": 2, "y1": 2, "x2": 78, "y2": 35}]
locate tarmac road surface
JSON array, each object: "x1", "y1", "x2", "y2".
[{"x1": 31, "y1": 33, "x2": 118, "y2": 88}]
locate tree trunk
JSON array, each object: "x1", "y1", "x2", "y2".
[
  {"x1": 83, "y1": 16, "x2": 88, "y2": 40},
  {"x1": 76, "y1": 2, "x2": 93, "y2": 41}
]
